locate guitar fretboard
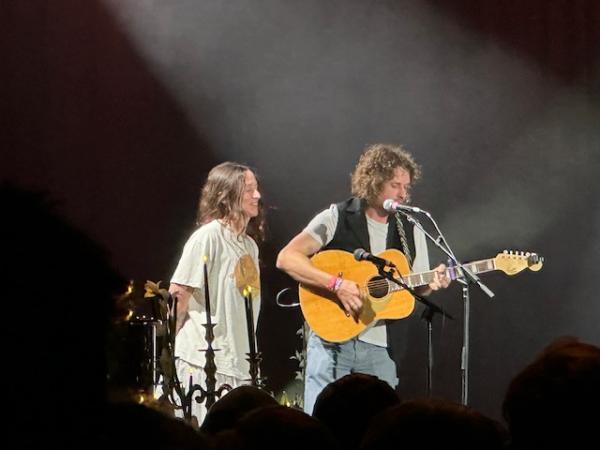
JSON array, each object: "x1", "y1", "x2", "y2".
[{"x1": 400, "y1": 258, "x2": 497, "y2": 289}]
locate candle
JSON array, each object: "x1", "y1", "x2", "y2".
[{"x1": 203, "y1": 255, "x2": 212, "y2": 323}]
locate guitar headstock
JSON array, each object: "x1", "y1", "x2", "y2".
[{"x1": 494, "y1": 250, "x2": 544, "y2": 275}]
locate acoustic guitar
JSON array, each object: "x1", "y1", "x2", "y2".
[{"x1": 299, "y1": 249, "x2": 543, "y2": 342}]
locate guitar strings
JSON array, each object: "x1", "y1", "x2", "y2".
[
  {"x1": 361, "y1": 262, "x2": 494, "y2": 290},
  {"x1": 360, "y1": 269, "x2": 452, "y2": 291},
  {"x1": 353, "y1": 257, "x2": 524, "y2": 292}
]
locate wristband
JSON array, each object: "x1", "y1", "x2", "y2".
[
  {"x1": 326, "y1": 275, "x2": 338, "y2": 291},
  {"x1": 333, "y1": 277, "x2": 343, "y2": 293}
]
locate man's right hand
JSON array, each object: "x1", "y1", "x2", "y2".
[
  {"x1": 277, "y1": 231, "x2": 364, "y2": 319},
  {"x1": 336, "y1": 279, "x2": 363, "y2": 319}
]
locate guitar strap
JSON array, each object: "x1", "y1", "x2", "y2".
[{"x1": 394, "y1": 213, "x2": 413, "y2": 268}]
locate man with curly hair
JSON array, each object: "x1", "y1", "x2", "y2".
[{"x1": 277, "y1": 143, "x2": 450, "y2": 414}]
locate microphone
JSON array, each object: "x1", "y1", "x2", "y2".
[
  {"x1": 383, "y1": 199, "x2": 423, "y2": 214},
  {"x1": 353, "y1": 248, "x2": 396, "y2": 268}
]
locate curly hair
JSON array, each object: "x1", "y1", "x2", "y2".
[
  {"x1": 196, "y1": 162, "x2": 266, "y2": 242},
  {"x1": 351, "y1": 143, "x2": 421, "y2": 207}
]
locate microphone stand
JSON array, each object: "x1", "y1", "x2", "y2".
[
  {"x1": 374, "y1": 263, "x2": 453, "y2": 398},
  {"x1": 397, "y1": 210, "x2": 494, "y2": 405}
]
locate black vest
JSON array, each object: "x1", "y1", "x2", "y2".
[{"x1": 323, "y1": 197, "x2": 416, "y2": 261}]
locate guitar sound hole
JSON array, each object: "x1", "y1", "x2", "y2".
[{"x1": 367, "y1": 276, "x2": 389, "y2": 299}]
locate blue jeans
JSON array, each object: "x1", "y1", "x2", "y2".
[{"x1": 303, "y1": 330, "x2": 399, "y2": 414}]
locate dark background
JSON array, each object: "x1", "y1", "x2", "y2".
[{"x1": 3, "y1": 0, "x2": 599, "y2": 422}]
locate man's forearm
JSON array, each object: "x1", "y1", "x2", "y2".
[{"x1": 277, "y1": 250, "x2": 331, "y2": 289}]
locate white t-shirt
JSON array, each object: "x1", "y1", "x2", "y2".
[
  {"x1": 171, "y1": 220, "x2": 260, "y2": 379},
  {"x1": 304, "y1": 205, "x2": 430, "y2": 347}
]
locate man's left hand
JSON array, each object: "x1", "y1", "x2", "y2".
[{"x1": 429, "y1": 263, "x2": 450, "y2": 291}]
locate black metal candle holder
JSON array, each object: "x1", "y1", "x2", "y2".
[
  {"x1": 242, "y1": 288, "x2": 265, "y2": 388},
  {"x1": 149, "y1": 259, "x2": 233, "y2": 425}
]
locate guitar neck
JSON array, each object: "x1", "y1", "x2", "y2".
[{"x1": 402, "y1": 258, "x2": 497, "y2": 289}]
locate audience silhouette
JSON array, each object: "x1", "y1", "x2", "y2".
[
  {"x1": 312, "y1": 373, "x2": 401, "y2": 450},
  {"x1": 502, "y1": 336, "x2": 600, "y2": 449},
  {"x1": 100, "y1": 402, "x2": 211, "y2": 449},
  {"x1": 2, "y1": 184, "x2": 207, "y2": 447},
  {"x1": 3, "y1": 184, "x2": 126, "y2": 444},
  {"x1": 360, "y1": 397, "x2": 508, "y2": 450},
  {"x1": 227, "y1": 405, "x2": 339, "y2": 450},
  {"x1": 201, "y1": 385, "x2": 279, "y2": 435}
]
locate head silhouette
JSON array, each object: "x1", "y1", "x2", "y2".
[
  {"x1": 2, "y1": 184, "x2": 126, "y2": 444},
  {"x1": 360, "y1": 397, "x2": 508, "y2": 450},
  {"x1": 312, "y1": 373, "x2": 400, "y2": 450},
  {"x1": 503, "y1": 336, "x2": 600, "y2": 448}
]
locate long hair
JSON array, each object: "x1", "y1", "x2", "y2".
[
  {"x1": 351, "y1": 143, "x2": 421, "y2": 207},
  {"x1": 196, "y1": 162, "x2": 266, "y2": 242}
]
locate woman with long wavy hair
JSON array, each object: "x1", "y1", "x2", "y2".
[{"x1": 167, "y1": 161, "x2": 265, "y2": 425}]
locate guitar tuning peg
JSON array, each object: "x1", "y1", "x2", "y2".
[
  {"x1": 525, "y1": 252, "x2": 531, "y2": 256},
  {"x1": 503, "y1": 250, "x2": 508, "y2": 254}
]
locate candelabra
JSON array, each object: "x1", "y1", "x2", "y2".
[{"x1": 146, "y1": 259, "x2": 233, "y2": 425}]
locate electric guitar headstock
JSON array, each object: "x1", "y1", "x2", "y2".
[{"x1": 494, "y1": 250, "x2": 544, "y2": 275}]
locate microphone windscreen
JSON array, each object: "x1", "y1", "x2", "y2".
[
  {"x1": 383, "y1": 199, "x2": 395, "y2": 212},
  {"x1": 353, "y1": 248, "x2": 366, "y2": 261}
]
